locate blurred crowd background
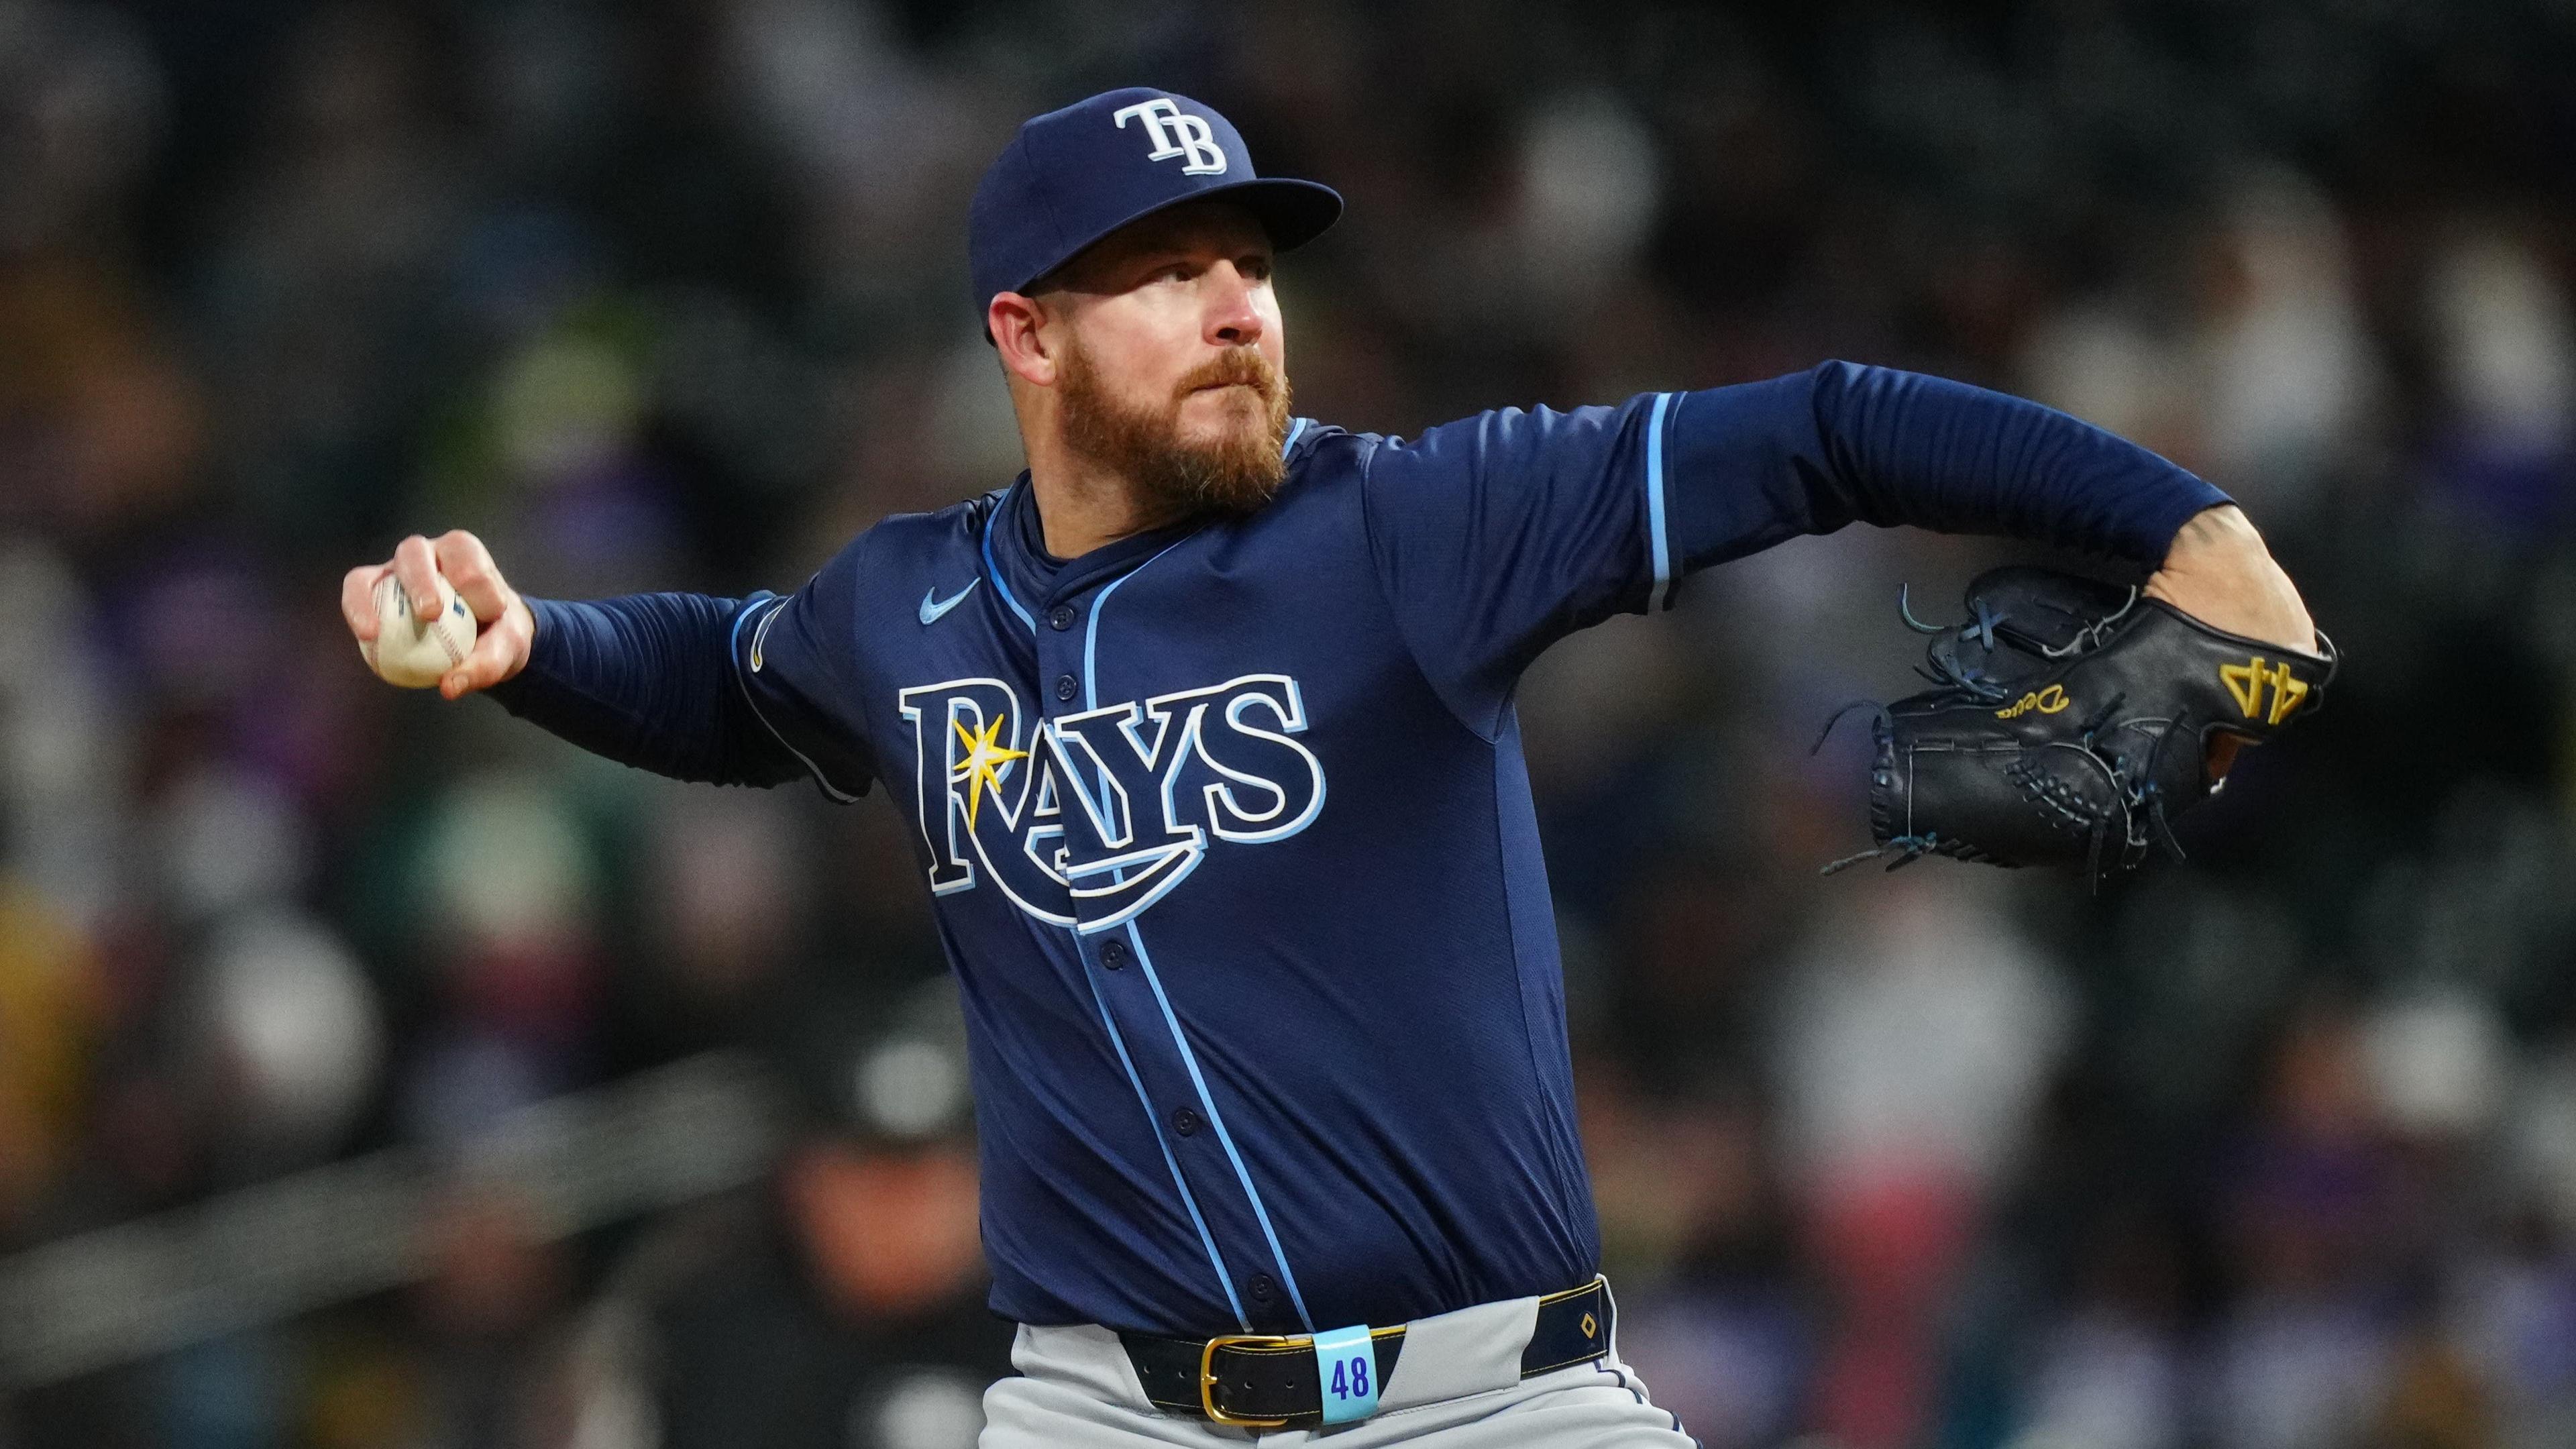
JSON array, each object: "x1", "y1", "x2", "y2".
[{"x1": 3, "y1": 1, "x2": 2575, "y2": 1446}]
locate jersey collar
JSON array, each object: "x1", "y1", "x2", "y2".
[{"x1": 984, "y1": 419, "x2": 1321, "y2": 610}]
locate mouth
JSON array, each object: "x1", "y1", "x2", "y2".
[{"x1": 1197, "y1": 382, "x2": 1275, "y2": 411}]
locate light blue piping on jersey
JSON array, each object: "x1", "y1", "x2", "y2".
[
  {"x1": 985, "y1": 420, "x2": 1298, "y2": 636},
  {"x1": 727, "y1": 594, "x2": 863, "y2": 802},
  {"x1": 1069, "y1": 415, "x2": 1304, "y2": 709},
  {"x1": 1122, "y1": 921, "x2": 1316, "y2": 1332},
  {"x1": 1081, "y1": 950, "x2": 1250, "y2": 1332},
  {"x1": 1079, "y1": 534, "x2": 1318, "y2": 1334},
  {"x1": 1646, "y1": 392, "x2": 1675, "y2": 612},
  {"x1": 1081, "y1": 537, "x2": 1193, "y2": 718},
  {"x1": 1070, "y1": 535, "x2": 1193, "y2": 867},
  {"x1": 1061, "y1": 530, "x2": 1263, "y2": 1328},
  {"x1": 981, "y1": 501, "x2": 1038, "y2": 631}
]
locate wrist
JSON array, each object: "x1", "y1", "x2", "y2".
[
  {"x1": 2161, "y1": 504, "x2": 2261, "y2": 570},
  {"x1": 2145, "y1": 504, "x2": 2318, "y2": 655}
]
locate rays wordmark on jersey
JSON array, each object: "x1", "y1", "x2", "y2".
[{"x1": 897, "y1": 674, "x2": 1326, "y2": 932}]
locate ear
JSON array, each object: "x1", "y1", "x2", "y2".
[{"x1": 989, "y1": 292, "x2": 1060, "y2": 388}]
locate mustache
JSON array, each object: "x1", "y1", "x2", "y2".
[{"x1": 1173, "y1": 347, "x2": 1281, "y2": 404}]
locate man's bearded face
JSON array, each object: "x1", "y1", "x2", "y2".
[{"x1": 1058, "y1": 333, "x2": 1291, "y2": 518}]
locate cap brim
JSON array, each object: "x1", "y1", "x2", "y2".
[
  {"x1": 1195, "y1": 176, "x2": 1344, "y2": 254},
  {"x1": 1012, "y1": 177, "x2": 1344, "y2": 296}
]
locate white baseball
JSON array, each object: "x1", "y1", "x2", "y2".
[{"x1": 361, "y1": 572, "x2": 477, "y2": 688}]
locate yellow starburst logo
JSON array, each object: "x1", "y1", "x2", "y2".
[{"x1": 951, "y1": 716, "x2": 1029, "y2": 828}]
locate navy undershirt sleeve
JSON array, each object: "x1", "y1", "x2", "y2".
[
  {"x1": 485, "y1": 581, "x2": 877, "y2": 798},
  {"x1": 483, "y1": 594, "x2": 801, "y2": 786},
  {"x1": 1661, "y1": 359, "x2": 2230, "y2": 574},
  {"x1": 1360, "y1": 360, "x2": 2232, "y2": 734}
]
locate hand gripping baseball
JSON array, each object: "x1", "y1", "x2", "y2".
[{"x1": 340, "y1": 531, "x2": 536, "y2": 700}]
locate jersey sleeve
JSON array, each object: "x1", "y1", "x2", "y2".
[
  {"x1": 1356, "y1": 396, "x2": 1668, "y2": 735},
  {"x1": 487, "y1": 540, "x2": 877, "y2": 800},
  {"x1": 1357, "y1": 361, "x2": 2229, "y2": 734},
  {"x1": 724, "y1": 551, "x2": 877, "y2": 802}
]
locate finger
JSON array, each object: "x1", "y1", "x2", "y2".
[
  {"x1": 432, "y1": 529, "x2": 513, "y2": 624},
  {"x1": 441, "y1": 602, "x2": 531, "y2": 700},
  {"x1": 392, "y1": 535, "x2": 444, "y2": 621},
  {"x1": 341, "y1": 563, "x2": 392, "y2": 642}
]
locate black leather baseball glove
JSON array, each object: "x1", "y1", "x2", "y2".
[{"x1": 1819, "y1": 566, "x2": 2335, "y2": 883}]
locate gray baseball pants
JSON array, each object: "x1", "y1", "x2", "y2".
[{"x1": 979, "y1": 1294, "x2": 1699, "y2": 1448}]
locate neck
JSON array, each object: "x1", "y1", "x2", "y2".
[{"x1": 1022, "y1": 431, "x2": 1182, "y2": 559}]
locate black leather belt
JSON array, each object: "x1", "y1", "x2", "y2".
[{"x1": 1119, "y1": 1278, "x2": 1612, "y2": 1428}]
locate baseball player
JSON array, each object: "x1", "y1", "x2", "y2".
[{"x1": 341, "y1": 89, "x2": 2316, "y2": 1446}]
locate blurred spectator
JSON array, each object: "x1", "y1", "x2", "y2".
[
  {"x1": 2012, "y1": 1210, "x2": 2191, "y2": 1449},
  {"x1": 0, "y1": 877, "x2": 95, "y2": 1234},
  {"x1": 553, "y1": 977, "x2": 1005, "y2": 1449},
  {"x1": 1774, "y1": 875, "x2": 2070, "y2": 1448}
]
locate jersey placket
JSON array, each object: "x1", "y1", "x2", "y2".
[{"x1": 1034, "y1": 555, "x2": 1314, "y2": 1336}]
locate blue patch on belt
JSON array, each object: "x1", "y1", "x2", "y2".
[{"x1": 1313, "y1": 1324, "x2": 1379, "y2": 1424}]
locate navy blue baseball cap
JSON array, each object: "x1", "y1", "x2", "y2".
[{"x1": 969, "y1": 88, "x2": 1342, "y2": 324}]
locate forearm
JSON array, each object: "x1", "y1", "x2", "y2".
[
  {"x1": 1666, "y1": 361, "x2": 2229, "y2": 570},
  {"x1": 485, "y1": 593, "x2": 804, "y2": 787}
]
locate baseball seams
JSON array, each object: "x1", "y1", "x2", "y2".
[
  {"x1": 431, "y1": 596, "x2": 466, "y2": 666},
  {"x1": 364, "y1": 574, "x2": 476, "y2": 687}
]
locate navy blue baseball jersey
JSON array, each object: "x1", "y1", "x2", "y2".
[{"x1": 492, "y1": 360, "x2": 2226, "y2": 1338}]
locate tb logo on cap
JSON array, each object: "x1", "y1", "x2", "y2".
[{"x1": 1112, "y1": 97, "x2": 1228, "y2": 176}]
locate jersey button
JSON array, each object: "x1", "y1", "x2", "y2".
[
  {"x1": 1170, "y1": 1108, "x2": 1201, "y2": 1136},
  {"x1": 1248, "y1": 1274, "x2": 1276, "y2": 1303},
  {"x1": 1099, "y1": 939, "x2": 1128, "y2": 970},
  {"x1": 1049, "y1": 604, "x2": 1077, "y2": 631},
  {"x1": 1055, "y1": 674, "x2": 1078, "y2": 702}
]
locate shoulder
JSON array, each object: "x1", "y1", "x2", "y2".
[
  {"x1": 797, "y1": 490, "x2": 1005, "y2": 599},
  {"x1": 1281, "y1": 417, "x2": 1368, "y2": 474},
  {"x1": 830, "y1": 492, "x2": 1004, "y2": 572},
  {"x1": 1319, "y1": 401, "x2": 1643, "y2": 496}
]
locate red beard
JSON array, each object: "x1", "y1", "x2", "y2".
[{"x1": 1059, "y1": 339, "x2": 1292, "y2": 519}]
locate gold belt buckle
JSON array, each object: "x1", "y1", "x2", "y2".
[{"x1": 1199, "y1": 1333, "x2": 1307, "y2": 1428}]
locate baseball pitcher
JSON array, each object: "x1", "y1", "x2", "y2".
[{"x1": 340, "y1": 89, "x2": 2322, "y2": 1446}]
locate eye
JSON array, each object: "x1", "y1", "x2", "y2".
[{"x1": 1239, "y1": 254, "x2": 1273, "y2": 281}]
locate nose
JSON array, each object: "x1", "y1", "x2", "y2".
[{"x1": 1205, "y1": 262, "x2": 1265, "y2": 349}]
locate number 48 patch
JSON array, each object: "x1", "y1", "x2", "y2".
[{"x1": 1311, "y1": 1324, "x2": 1380, "y2": 1425}]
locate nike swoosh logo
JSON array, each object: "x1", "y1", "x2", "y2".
[{"x1": 919, "y1": 580, "x2": 980, "y2": 626}]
